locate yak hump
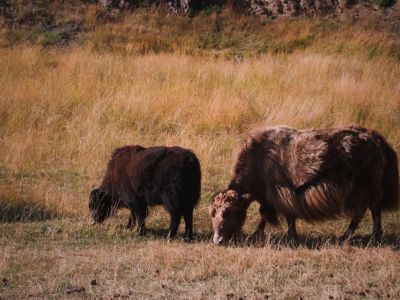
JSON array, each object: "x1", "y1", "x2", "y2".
[{"x1": 285, "y1": 131, "x2": 329, "y2": 188}]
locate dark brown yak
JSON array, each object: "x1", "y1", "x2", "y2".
[
  {"x1": 89, "y1": 145, "x2": 201, "y2": 240},
  {"x1": 210, "y1": 125, "x2": 399, "y2": 245}
]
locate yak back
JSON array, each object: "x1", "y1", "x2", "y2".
[{"x1": 284, "y1": 126, "x2": 380, "y2": 189}]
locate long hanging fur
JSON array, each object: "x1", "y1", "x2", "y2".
[{"x1": 381, "y1": 139, "x2": 400, "y2": 210}]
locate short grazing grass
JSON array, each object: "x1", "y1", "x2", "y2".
[{"x1": 1, "y1": 212, "x2": 399, "y2": 299}]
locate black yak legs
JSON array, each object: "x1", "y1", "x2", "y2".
[
  {"x1": 167, "y1": 210, "x2": 194, "y2": 241},
  {"x1": 370, "y1": 206, "x2": 383, "y2": 242},
  {"x1": 251, "y1": 203, "x2": 278, "y2": 240},
  {"x1": 286, "y1": 215, "x2": 297, "y2": 241},
  {"x1": 183, "y1": 210, "x2": 194, "y2": 241},
  {"x1": 340, "y1": 214, "x2": 364, "y2": 242},
  {"x1": 126, "y1": 213, "x2": 136, "y2": 229},
  {"x1": 167, "y1": 213, "x2": 182, "y2": 240},
  {"x1": 128, "y1": 208, "x2": 193, "y2": 240},
  {"x1": 136, "y1": 209, "x2": 148, "y2": 236},
  {"x1": 340, "y1": 206, "x2": 382, "y2": 243},
  {"x1": 127, "y1": 202, "x2": 148, "y2": 236}
]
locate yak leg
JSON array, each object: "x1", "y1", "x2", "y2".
[
  {"x1": 370, "y1": 206, "x2": 383, "y2": 243},
  {"x1": 126, "y1": 212, "x2": 136, "y2": 229},
  {"x1": 136, "y1": 211, "x2": 147, "y2": 236},
  {"x1": 131, "y1": 202, "x2": 148, "y2": 236},
  {"x1": 167, "y1": 212, "x2": 182, "y2": 240},
  {"x1": 252, "y1": 203, "x2": 278, "y2": 239},
  {"x1": 251, "y1": 205, "x2": 268, "y2": 240},
  {"x1": 286, "y1": 215, "x2": 297, "y2": 241},
  {"x1": 119, "y1": 191, "x2": 139, "y2": 230},
  {"x1": 340, "y1": 214, "x2": 365, "y2": 242},
  {"x1": 340, "y1": 218, "x2": 361, "y2": 240},
  {"x1": 369, "y1": 186, "x2": 383, "y2": 243},
  {"x1": 183, "y1": 209, "x2": 193, "y2": 241},
  {"x1": 340, "y1": 184, "x2": 370, "y2": 243},
  {"x1": 253, "y1": 217, "x2": 267, "y2": 239}
]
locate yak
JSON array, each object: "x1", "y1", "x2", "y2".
[
  {"x1": 89, "y1": 145, "x2": 201, "y2": 240},
  {"x1": 210, "y1": 125, "x2": 399, "y2": 245}
]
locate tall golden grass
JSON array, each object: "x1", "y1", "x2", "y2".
[{"x1": 1, "y1": 46, "x2": 399, "y2": 218}]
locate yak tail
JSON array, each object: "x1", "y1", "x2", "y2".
[
  {"x1": 186, "y1": 152, "x2": 201, "y2": 208},
  {"x1": 381, "y1": 141, "x2": 400, "y2": 211}
]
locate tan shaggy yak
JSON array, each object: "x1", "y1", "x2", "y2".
[{"x1": 210, "y1": 125, "x2": 399, "y2": 245}]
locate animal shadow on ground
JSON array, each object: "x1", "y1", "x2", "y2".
[
  {"x1": 189, "y1": 231, "x2": 400, "y2": 250},
  {"x1": 130, "y1": 228, "x2": 208, "y2": 243},
  {"x1": 113, "y1": 224, "x2": 400, "y2": 250},
  {"x1": 239, "y1": 234, "x2": 400, "y2": 251},
  {"x1": 116, "y1": 226, "x2": 204, "y2": 242},
  {"x1": 0, "y1": 199, "x2": 57, "y2": 223}
]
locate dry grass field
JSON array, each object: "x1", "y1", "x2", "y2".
[{"x1": 1, "y1": 13, "x2": 400, "y2": 298}]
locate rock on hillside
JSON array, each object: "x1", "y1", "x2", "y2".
[
  {"x1": 0, "y1": 0, "x2": 398, "y2": 23},
  {"x1": 100, "y1": 0, "x2": 397, "y2": 17},
  {"x1": 238, "y1": 0, "x2": 353, "y2": 17}
]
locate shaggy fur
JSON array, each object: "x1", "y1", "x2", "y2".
[
  {"x1": 210, "y1": 125, "x2": 399, "y2": 244},
  {"x1": 89, "y1": 145, "x2": 201, "y2": 240}
]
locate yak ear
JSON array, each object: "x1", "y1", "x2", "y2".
[
  {"x1": 89, "y1": 189, "x2": 99, "y2": 211},
  {"x1": 89, "y1": 188, "x2": 106, "y2": 208},
  {"x1": 89, "y1": 188, "x2": 100, "y2": 202}
]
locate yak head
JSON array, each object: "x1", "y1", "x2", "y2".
[
  {"x1": 209, "y1": 190, "x2": 252, "y2": 245},
  {"x1": 89, "y1": 188, "x2": 114, "y2": 224}
]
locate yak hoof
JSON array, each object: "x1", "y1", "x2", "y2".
[
  {"x1": 183, "y1": 236, "x2": 193, "y2": 243},
  {"x1": 167, "y1": 236, "x2": 176, "y2": 243},
  {"x1": 248, "y1": 230, "x2": 266, "y2": 244},
  {"x1": 167, "y1": 232, "x2": 177, "y2": 242},
  {"x1": 339, "y1": 234, "x2": 351, "y2": 245},
  {"x1": 371, "y1": 232, "x2": 383, "y2": 245},
  {"x1": 282, "y1": 232, "x2": 298, "y2": 247}
]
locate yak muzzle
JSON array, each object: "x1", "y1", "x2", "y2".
[{"x1": 213, "y1": 234, "x2": 224, "y2": 245}]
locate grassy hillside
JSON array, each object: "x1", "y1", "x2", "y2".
[
  {"x1": 1, "y1": 4, "x2": 400, "y2": 60},
  {"x1": 1, "y1": 4, "x2": 400, "y2": 299}
]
